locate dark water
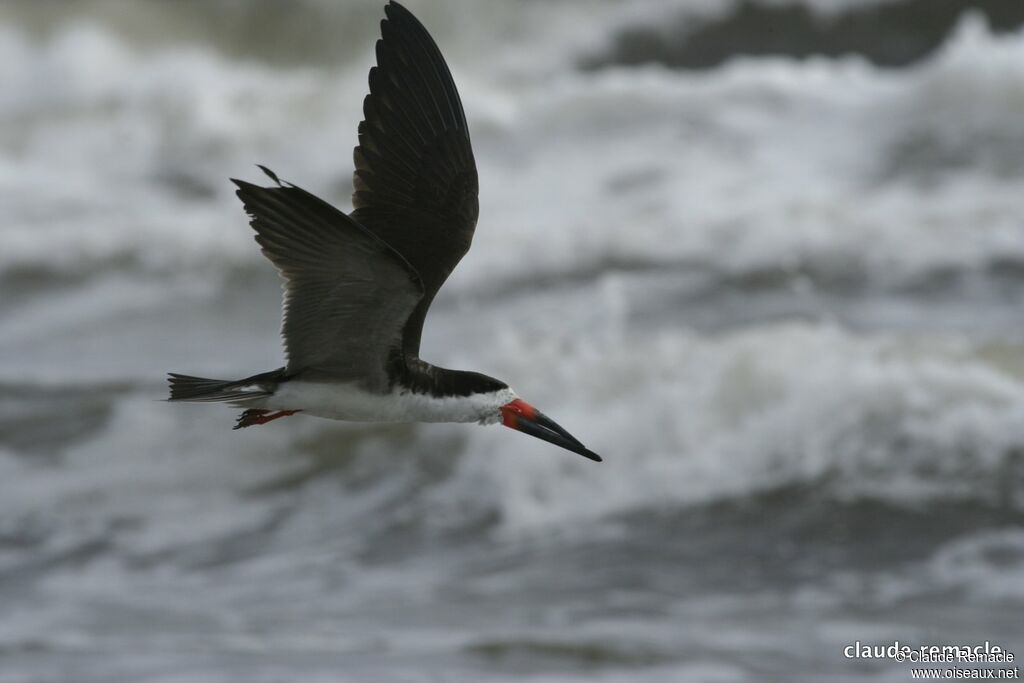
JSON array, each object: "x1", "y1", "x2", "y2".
[{"x1": 585, "y1": 0, "x2": 1024, "y2": 69}]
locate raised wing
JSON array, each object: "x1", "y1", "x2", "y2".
[
  {"x1": 351, "y1": 1, "x2": 479, "y2": 356},
  {"x1": 234, "y1": 175, "x2": 424, "y2": 390}
]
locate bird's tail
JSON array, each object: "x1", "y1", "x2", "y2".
[{"x1": 167, "y1": 368, "x2": 285, "y2": 404}]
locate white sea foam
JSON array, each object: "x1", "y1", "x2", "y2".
[
  {"x1": 929, "y1": 528, "x2": 1024, "y2": 602},
  {"x1": 2, "y1": 15, "x2": 1023, "y2": 293},
  {"x1": 427, "y1": 323, "x2": 1024, "y2": 531}
]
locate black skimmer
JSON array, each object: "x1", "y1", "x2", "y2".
[{"x1": 168, "y1": 2, "x2": 601, "y2": 463}]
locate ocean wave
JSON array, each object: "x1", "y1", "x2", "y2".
[
  {"x1": 2, "y1": 16, "x2": 1023, "y2": 303},
  {"x1": 436, "y1": 323, "x2": 1024, "y2": 532},
  {"x1": 583, "y1": 0, "x2": 1024, "y2": 69},
  {"x1": 4, "y1": 323, "x2": 1020, "y2": 562}
]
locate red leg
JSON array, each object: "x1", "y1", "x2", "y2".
[{"x1": 234, "y1": 409, "x2": 300, "y2": 430}]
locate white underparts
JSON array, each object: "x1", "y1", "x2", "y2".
[{"x1": 264, "y1": 381, "x2": 517, "y2": 425}]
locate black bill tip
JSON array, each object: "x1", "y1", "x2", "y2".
[{"x1": 501, "y1": 399, "x2": 604, "y2": 463}]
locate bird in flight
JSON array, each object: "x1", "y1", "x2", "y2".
[{"x1": 168, "y1": 1, "x2": 601, "y2": 462}]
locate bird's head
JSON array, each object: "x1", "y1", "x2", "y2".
[
  {"x1": 453, "y1": 371, "x2": 602, "y2": 462},
  {"x1": 499, "y1": 397, "x2": 602, "y2": 463}
]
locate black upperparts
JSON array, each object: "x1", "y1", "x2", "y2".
[
  {"x1": 392, "y1": 356, "x2": 507, "y2": 398},
  {"x1": 351, "y1": 1, "x2": 479, "y2": 360}
]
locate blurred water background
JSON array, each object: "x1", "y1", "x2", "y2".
[{"x1": 2, "y1": 0, "x2": 1024, "y2": 681}]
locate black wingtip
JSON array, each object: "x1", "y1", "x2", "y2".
[
  {"x1": 383, "y1": 1, "x2": 416, "y2": 26},
  {"x1": 256, "y1": 164, "x2": 282, "y2": 186},
  {"x1": 230, "y1": 178, "x2": 257, "y2": 204},
  {"x1": 582, "y1": 449, "x2": 603, "y2": 463}
]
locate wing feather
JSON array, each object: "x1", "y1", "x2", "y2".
[
  {"x1": 351, "y1": 1, "x2": 479, "y2": 356},
  {"x1": 234, "y1": 177, "x2": 423, "y2": 389}
]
